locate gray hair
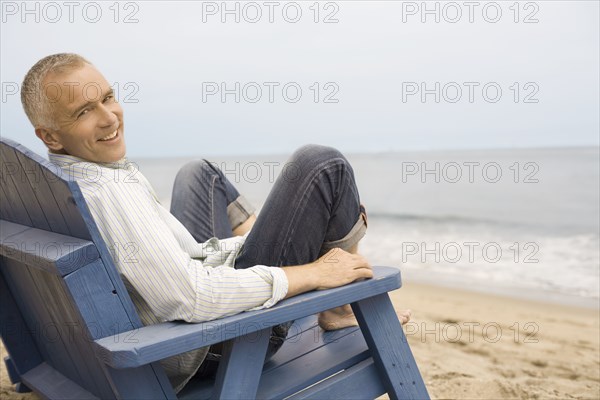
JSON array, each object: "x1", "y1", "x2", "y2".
[{"x1": 21, "y1": 53, "x2": 91, "y2": 129}]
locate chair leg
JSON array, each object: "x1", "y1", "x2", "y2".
[
  {"x1": 1, "y1": 270, "x2": 39, "y2": 394},
  {"x1": 211, "y1": 328, "x2": 271, "y2": 400},
  {"x1": 4, "y1": 357, "x2": 32, "y2": 393},
  {"x1": 352, "y1": 293, "x2": 430, "y2": 400}
]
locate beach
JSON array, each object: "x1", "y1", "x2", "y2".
[
  {"x1": 386, "y1": 282, "x2": 600, "y2": 399},
  {"x1": 2, "y1": 280, "x2": 598, "y2": 399}
]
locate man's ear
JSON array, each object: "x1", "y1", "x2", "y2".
[{"x1": 35, "y1": 127, "x2": 64, "y2": 152}]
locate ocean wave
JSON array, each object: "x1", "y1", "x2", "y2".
[{"x1": 360, "y1": 218, "x2": 600, "y2": 303}]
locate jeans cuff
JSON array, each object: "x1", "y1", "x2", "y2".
[
  {"x1": 320, "y1": 213, "x2": 367, "y2": 254},
  {"x1": 227, "y1": 195, "x2": 256, "y2": 230}
]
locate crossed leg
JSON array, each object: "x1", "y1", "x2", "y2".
[{"x1": 171, "y1": 145, "x2": 411, "y2": 349}]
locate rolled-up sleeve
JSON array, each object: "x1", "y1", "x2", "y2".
[{"x1": 243, "y1": 265, "x2": 288, "y2": 310}]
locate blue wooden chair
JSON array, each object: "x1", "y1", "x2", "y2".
[{"x1": 0, "y1": 137, "x2": 429, "y2": 400}]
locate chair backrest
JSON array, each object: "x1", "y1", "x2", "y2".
[{"x1": 0, "y1": 138, "x2": 172, "y2": 398}]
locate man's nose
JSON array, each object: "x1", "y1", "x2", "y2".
[{"x1": 98, "y1": 103, "x2": 119, "y2": 127}]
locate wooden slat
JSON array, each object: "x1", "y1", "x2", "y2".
[
  {"x1": 11, "y1": 143, "x2": 72, "y2": 235},
  {"x1": 179, "y1": 326, "x2": 372, "y2": 400},
  {"x1": 0, "y1": 183, "x2": 10, "y2": 221},
  {"x1": 21, "y1": 362, "x2": 98, "y2": 400},
  {"x1": 263, "y1": 318, "x2": 358, "y2": 373},
  {"x1": 0, "y1": 147, "x2": 33, "y2": 226},
  {"x1": 100, "y1": 364, "x2": 176, "y2": 400},
  {"x1": 0, "y1": 219, "x2": 30, "y2": 238},
  {"x1": 0, "y1": 182, "x2": 24, "y2": 223},
  {"x1": 27, "y1": 264, "x2": 113, "y2": 398},
  {"x1": 0, "y1": 266, "x2": 43, "y2": 381},
  {"x1": 1, "y1": 257, "x2": 85, "y2": 388},
  {"x1": 48, "y1": 180, "x2": 91, "y2": 240},
  {"x1": 94, "y1": 266, "x2": 401, "y2": 369},
  {"x1": 3, "y1": 356, "x2": 34, "y2": 393},
  {"x1": 0, "y1": 220, "x2": 99, "y2": 276},
  {"x1": 277, "y1": 315, "x2": 318, "y2": 340},
  {"x1": 6, "y1": 139, "x2": 92, "y2": 239},
  {"x1": 1, "y1": 145, "x2": 52, "y2": 232},
  {"x1": 211, "y1": 328, "x2": 271, "y2": 400},
  {"x1": 287, "y1": 358, "x2": 385, "y2": 400},
  {"x1": 1, "y1": 138, "x2": 91, "y2": 239},
  {"x1": 68, "y1": 182, "x2": 144, "y2": 321},
  {"x1": 256, "y1": 332, "x2": 370, "y2": 399},
  {"x1": 3, "y1": 356, "x2": 20, "y2": 384},
  {"x1": 179, "y1": 317, "x2": 324, "y2": 400},
  {"x1": 64, "y1": 259, "x2": 139, "y2": 339},
  {"x1": 0, "y1": 183, "x2": 18, "y2": 221},
  {"x1": 64, "y1": 259, "x2": 176, "y2": 399},
  {"x1": 181, "y1": 315, "x2": 343, "y2": 399},
  {"x1": 353, "y1": 293, "x2": 430, "y2": 400}
]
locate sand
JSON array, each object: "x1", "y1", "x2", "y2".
[
  {"x1": 384, "y1": 282, "x2": 600, "y2": 399},
  {"x1": 2, "y1": 281, "x2": 599, "y2": 400}
]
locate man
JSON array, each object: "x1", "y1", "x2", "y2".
[{"x1": 21, "y1": 53, "x2": 410, "y2": 392}]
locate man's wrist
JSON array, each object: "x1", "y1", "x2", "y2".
[{"x1": 281, "y1": 262, "x2": 319, "y2": 299}]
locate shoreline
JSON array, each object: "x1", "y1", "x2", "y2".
[
  {"x1": 403, "y1": 270, "x2": 600, "y2": 311},
  {"x1": 2, "y1": 280, "x2": 599, "y2": 399}
]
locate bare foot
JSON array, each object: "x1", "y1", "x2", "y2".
[
  {"x1": 318, "y1": 305, "x2": 358, "y2": 331},
  {"x1": 397, "y1": 309, "x2": 412, "y2": 325},
  {"x1": 318, "y1": 306, "x2": 413, "y2": 331}
]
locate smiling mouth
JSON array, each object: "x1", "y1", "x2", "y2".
[{"x1": 99, "y1": 129, "x2": 118, "y2": 141}]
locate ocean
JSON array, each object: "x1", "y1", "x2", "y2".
[{"x1": 133, "y1": 147, "x2": 600, "y2": 309}]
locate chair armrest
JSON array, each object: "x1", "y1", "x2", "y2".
[
  {"x1": 0, "y1": 220, "x2": 99, "y2": 277},
  {"x1": 93, "y1": 266, "x2": 401, "y2": 369}
]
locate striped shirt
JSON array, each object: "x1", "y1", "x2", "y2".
[{"x1": 48, "y1": 153, "x2": 289, "y2": 392}]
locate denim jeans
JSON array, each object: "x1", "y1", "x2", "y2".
[{"x1": 170, "y1": 144, "x2": 367, "y2": 377}]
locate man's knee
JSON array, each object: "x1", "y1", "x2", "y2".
[
  {"x1": 289, "y1": 144, "x2": 348, "y2": 172},
  {"x1": 293, "y1": 144, "x2": 343, "y2": 160},
  {"x1": 174, "y1": 159, "x2": 217, "y2": 187}
]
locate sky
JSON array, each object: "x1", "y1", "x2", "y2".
[{"x1": 1, "y1": 0, "x2": 599, "y2": 157}]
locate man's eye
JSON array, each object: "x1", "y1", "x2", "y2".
[
  {"x1": 77, "y1": 109, "x2": 89, "y2": 118},
  {"x1": 103, "y1": 95, "x2": 114, "y2": 103}
]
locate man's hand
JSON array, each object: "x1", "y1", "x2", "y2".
[{"x1": 281, "y1": 248, "x2": 373, "y2": 299}]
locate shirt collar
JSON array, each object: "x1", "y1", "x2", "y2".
[{"x1": 48, "y1": 152, "x2": 131, "y2": 170}]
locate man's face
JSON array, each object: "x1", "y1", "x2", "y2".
[{"x1": 38, "y1": 64, "x2": 126, "y2": 163}]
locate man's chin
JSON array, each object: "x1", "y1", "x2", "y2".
[
  {"x1": 105, "y1": 149, "x2": 127, "y2": 163},
  {"x1": 58, "y1": 149, "x2": 127, "y2": 164},
  {"x1": 96, "y1": 141, "x2": 127, "y2": 163}
]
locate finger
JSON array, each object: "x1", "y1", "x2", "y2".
[
  {"x1": 353, "y1": 261, "x2": 372, "y2": 270},
  {"x1": 356, "y1": 268, "x2": 374, "y2": 279}
]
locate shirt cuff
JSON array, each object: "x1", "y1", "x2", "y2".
[{"x1": 247, "y1": 265, "x2": 289, "y2": 311}]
